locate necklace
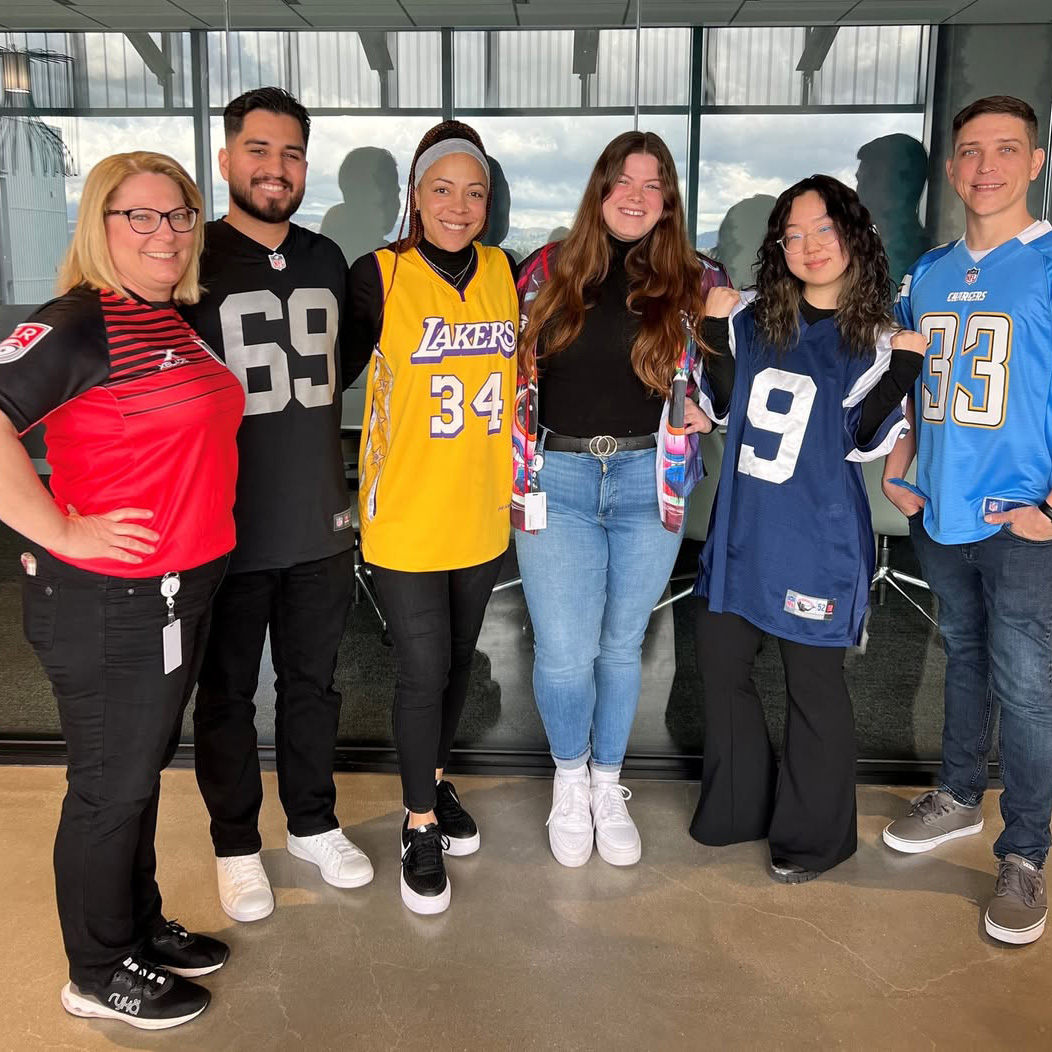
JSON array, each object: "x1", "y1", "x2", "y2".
[{"x1": 423, "y1": 246, "x2": 475, "y2": 288}]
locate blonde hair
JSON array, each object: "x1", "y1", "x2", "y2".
[{"x1": 57, "y1": 151, "x2": 205, "y2": 304}]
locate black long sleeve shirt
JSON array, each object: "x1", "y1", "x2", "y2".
[{"x1": 533, "y1": 235, "x2": 663, "y2": 438}]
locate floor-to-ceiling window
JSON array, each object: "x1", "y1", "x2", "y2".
[{"x1": 2, "y1": 17, "x2": 1051, "y2": 772}]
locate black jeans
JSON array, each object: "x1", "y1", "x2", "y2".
[
  {"x1": 22, "y1": 547, "x2": 226, "y2": 990},
  {"x1": 689, "y1": 599, "x2": 858, "y2": 873},
  {"x1": 370, "y1": 552, "x2": 504, "y2": 813},
  {"x1": 193, "y1": 549, "x2": 354, "y2": 856}
]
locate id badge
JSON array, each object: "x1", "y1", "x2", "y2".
[
  {"x1": 162, "y1": 619, "x2": 182, "y2": 675},
  {"x1": 524, "y1": 491, "x2": 547, "y2": 531}
]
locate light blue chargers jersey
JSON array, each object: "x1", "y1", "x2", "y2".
[{"x1": 895, "y1": 221, "x2": 1052, "y2": 544}]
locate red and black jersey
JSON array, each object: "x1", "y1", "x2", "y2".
[
  {"x1": 181, "y1": 220, "x2": 355, "y2": 573},
  {"x1": 0, "y1": 286, "x2": 245, "y2": 577}
]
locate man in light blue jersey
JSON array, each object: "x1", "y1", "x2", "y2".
[{"x1": 883, "y1": 95, "x2": 1051, "y2": 945}]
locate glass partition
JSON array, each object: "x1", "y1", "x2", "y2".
[{"x1": 2, "y1": 18, "x2": 1051, "y2": 773}]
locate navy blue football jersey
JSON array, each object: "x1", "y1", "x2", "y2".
[
  {"x1": 895, "y1": 221, "x2": 1052, "y2": 544},
  {"x1": 695, "y1": 294, "x2": 904, "y2": 646}
]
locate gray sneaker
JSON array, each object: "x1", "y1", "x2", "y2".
[
  {"x1": 882, "y1": 789, "x2": 983, "y2": 854},
  {"x1": 985, "y1": 855, "x2": 1047, "y2": 945}
]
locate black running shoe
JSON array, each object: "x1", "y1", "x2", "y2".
[
  {"x1": 400, "y1": 817, "x2": 451, "y2": 915},
  {"x1": 60, "y1": 956, "x2": 210, "y2": 1030},
  {"x1": 769, "y1": 858, "x2": 820, "y2": 885},
  {"x1": 141, "y1": 919, "x2": 229, "y2": 977},
  {"x1": 435, "y1": 779, "x2": 481, "y2": 856}
]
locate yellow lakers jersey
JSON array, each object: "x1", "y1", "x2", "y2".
[{"x1": 358, "y1": 244, "x2": 518, "y2": 571}]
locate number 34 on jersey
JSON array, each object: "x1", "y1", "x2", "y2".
[{"x1": 430, "y1": 372, "x2": 504, "y2": 437}]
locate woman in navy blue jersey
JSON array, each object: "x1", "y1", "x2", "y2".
[{"x1": 689, "y1": 175, "x2": 926, "y2": 882}]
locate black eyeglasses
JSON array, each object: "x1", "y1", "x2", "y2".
[{"x1": 104, "y1": 207, "x2": 199, "y2": 234}]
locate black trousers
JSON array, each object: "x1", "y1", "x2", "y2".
[
  {"x1": 23, "y1": 547, "x2": 226, "y2": 989},
  {"x1": 193, "y1": 549, "x2": 353, "y2": 856},
  {"x1": 370, "y1": 552, "x2": 504, "y2": 813},
  {"x1": 689, "y1": 599, "x2": 858, "y2": 873}
]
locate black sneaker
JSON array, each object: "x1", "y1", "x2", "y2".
[
  {"x1": 770, "y1": 858, "x2": 820, "y2": 885},
  {"x1": 141, "y1": 919, "x2": 229, "y2": 977},
  {"x1": 400, "y1": 816, "x2": 451, "y2": 915},
  {"x1": 435, "y1": 779, "x2": 481, "y2": 856},
  {"x1": 60, "y1": 956, "x2": 210, "y2": 1030}
]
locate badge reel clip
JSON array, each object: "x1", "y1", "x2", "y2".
[{"x1": 160, "y1": 572, "x2": 182, "y2": 674}]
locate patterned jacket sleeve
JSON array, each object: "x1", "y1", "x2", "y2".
[{"x1": 511, "y1": 243, "x2": 559, "y2": 532}]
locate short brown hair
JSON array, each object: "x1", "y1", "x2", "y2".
[
  {"x1": 57, "y1": 151, "x2": 205, "y2": 304},
  {"x1": 952, "y1": 95, "x2": 1040, "y2": 151}
]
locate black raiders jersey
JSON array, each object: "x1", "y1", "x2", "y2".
[{"x1": 182, "y1": 219, "x2": 355, "y2": 573}]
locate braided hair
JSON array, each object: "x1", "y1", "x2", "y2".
[{"x1": 393, "y1": 120, "x2": 492, "y2": 254}]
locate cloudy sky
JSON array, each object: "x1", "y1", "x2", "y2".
[
  {"x1": 54, "y1": 108, "x2": 922, "y2": 244},
  {"x1": 10, "y1": 22, "x2": 927, "y2": 289}
]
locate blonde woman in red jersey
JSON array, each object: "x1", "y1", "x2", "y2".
[{"x1": 0, "y1": 153, "x2": 244, "y2": 1030}]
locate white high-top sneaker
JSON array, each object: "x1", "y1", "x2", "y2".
[
  {"x1": 216, "y1": 853, "x2": 274, "y2": 922},
  {"x1": 546, "y1": 766, "x2": 593, "y2": 867},
  {"x1": 590, "y1": 767, "x2": 641, "y2": 866}
]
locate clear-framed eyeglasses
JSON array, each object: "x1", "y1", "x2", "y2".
[
  {"x1": 778, "y1": 223, "x2": 838, "y2": 255},
  {"x1": 104, "y1": 207, "x2": 200, "y2": 235}
]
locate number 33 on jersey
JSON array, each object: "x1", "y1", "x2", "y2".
[
  {"x1": 896, "y1": 222, "x2": 1052, "y2": 543},
  {"x1": 358, "y1": 245, "x2": 518, "y2": 573}
]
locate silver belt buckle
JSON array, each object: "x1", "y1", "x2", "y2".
[{"x1": 588, "y1": 434, "x2": 617, "y2": 457}]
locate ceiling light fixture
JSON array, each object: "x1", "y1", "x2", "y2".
[{"x1": 1, "y1": 49, "x2": 32, "y2": 95}]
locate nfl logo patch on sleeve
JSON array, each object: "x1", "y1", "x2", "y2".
[{"x1": 0, "y1": 323, "x2": 52, "y2": 364}]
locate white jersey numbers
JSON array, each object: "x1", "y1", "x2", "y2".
[
  {"x1": 430, "y1": 371, "x2": 504, "y2": 439},
  {"x1": 469, "y1": 372, "x2": 504, "y2": 434},
  {"x1": 220, "y1": 288, "x2": 339, "y2": 417},
  {"x1": 919, "y1": 311, "x2": 1011, "y2": 429},
  {"x1": 430, "y1": 375, "x2": 466, "y2": 437},
  {"x1": 738, "y1": 367, "x2": 818, "y2": 484}
]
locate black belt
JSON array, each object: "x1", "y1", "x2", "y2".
[{"x1": 543, "y1": 432, "x2": 657, "y2": 455}]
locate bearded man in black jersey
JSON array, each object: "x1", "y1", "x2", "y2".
[{"x1": 183, "y1": 87, "x2": 372, "y2": 922}]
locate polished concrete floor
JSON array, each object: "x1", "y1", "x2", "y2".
[{"x1": 3, "y1": 767, "x2": 1050, "y2": 1051}]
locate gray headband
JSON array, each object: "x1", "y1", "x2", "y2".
[{"x1": 414, "y1": 138, "x2": 490, "y2": 188}]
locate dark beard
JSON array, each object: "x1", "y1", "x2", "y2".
[{"x1": 228, "y1": 176, "x2": 304, "y2": 224}]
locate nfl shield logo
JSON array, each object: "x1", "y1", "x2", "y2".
[
  {"x1": 268, "y1": 252, "x2": 287, "y2": 271},
  {"x1": 965, "y1": 266, "x2": 980, "y2": 285}
]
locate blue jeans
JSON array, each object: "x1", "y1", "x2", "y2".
[
  {"x1": 910, "y1": 515, "x2": 1052, "y2": 865},
  {"x1": 515, "y1": 442, "x2": 684, "y2": 769}
]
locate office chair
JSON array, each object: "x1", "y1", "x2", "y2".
[{"x1": 862, "y1": 458, "x2": 936, "y2": 628}]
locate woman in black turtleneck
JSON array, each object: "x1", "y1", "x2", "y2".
[
  {"x1": 347, "y1": 121, "x2": 518, "y2": 917},
  {"x1": 514, "y1": 132, "x2": 729, "y2": 871}
]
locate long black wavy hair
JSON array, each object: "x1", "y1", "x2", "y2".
[{"x1": 754, "y1": 174, "x2": 894, "y2": 357}]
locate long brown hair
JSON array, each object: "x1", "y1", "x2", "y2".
[
  {"x1": 518, "y1": 131, "x2": 705, "y2": 396},
  {"x1": 754, "y1": 175, "x2": 894, "y2": 357}
]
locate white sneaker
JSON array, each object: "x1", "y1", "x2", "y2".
[
  {"x1": 546, "y1": 768, "x2": 594, "y2": 867},
  {"x1": 287, "y1": 828, "x2": 374, "y2": 888},
  {"x1": 591, "y1": 779, "x2": 641, "y2": 866},
  {"x1": 216, "y1": 853, "x2": 274, "y2": 923}
]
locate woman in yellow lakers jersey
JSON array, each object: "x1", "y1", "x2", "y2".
[{"x1": 348, "y1": 121, "x2": 517, "y2": 915}]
